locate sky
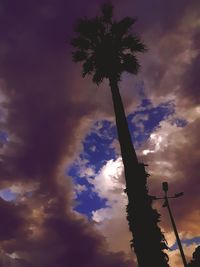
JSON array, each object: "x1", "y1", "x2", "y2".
[{"x1": 0, "y1": 0, "x2": 200, "y2": 266}]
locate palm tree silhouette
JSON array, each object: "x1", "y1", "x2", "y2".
[
  {"x1": 187, "y1": 246, "x2": 200, "y2": 267},
  {"x1": 71, "y1": 2, "x2": 169, "y2": 266}
]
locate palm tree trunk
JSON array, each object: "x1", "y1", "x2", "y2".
[
  {"x1": 109, "y1": 76, "x2": 170, "y2": 267},
  {"x1": 109, "y1": 77, "x2": 138, "y2": 179}
]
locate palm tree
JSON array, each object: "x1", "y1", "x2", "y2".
[{"x1": 71, "y1": 2, "x2": 170, "y2": 267}]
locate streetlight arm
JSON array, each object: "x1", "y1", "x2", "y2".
[{"x1": 174, "y1": 192, "x2": 184, "y2": 198}]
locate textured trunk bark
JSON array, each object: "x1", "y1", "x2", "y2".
[
  {"x1": 109, "y1": 76, "x2": 170, "y2": 267},
  {"x1": 109, "y1": 77, "x2": 138, "y2": 185}
]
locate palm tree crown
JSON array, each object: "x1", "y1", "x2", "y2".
[{"x1": 71, "y1": 2, "x2": 146, "y2": 84}]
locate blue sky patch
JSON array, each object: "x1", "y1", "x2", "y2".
[
  {"x1": 68, "y1": 97, "x2": 183, "y2": 218},
  {"x1": 170, "y1": 236, "x2": 200, "y2": 251},
  {"x1": 0, "y1": 131, "x2": 9, "y2": 145},
  {"x1": 0, "y1": 188, "x2": 18, "y2": 202}
]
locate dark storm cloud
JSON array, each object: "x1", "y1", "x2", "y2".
[
  {"x1": 123, "y1": 0, "x2": 200, "y2": 105},
  {"x1": 182, "y1": 52, "x2": 200, "y2": 105},
  {"x1": 29, "y1": 198, "x2": 133, "y2": 267},
  {"x1": 113, "y1": 0, "x2": 199, "y2": 38},
  {"x1": 0, "y1": 0, "x2": 118, "y2": 184},
  {"x1": 0, "y1": 197, "x2": 28, "y2": 241},
  {"x1": 0, "y1": 0, "x2": 134, "y2": 266},
  {"x1": 0, "y1": 0, "x2": 199, "y2": 266},
  {"x1": 0, "y1": 0, "x2": 83, "y2": 182},
  {"x1": 0, "y1": 188, "x2": 134, "y2": 267}
]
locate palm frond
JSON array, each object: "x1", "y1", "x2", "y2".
[
  {"x1": 71, "y1": 36, "x2": 91, "y2": 50},
  {"x1": 121, "y1": 54, "x2": 140, "y2": 74},
  {"x1": 92, "y1": 70, "x2": 104, "y2": 85},
  {"x1": 122, "y1": 34, "x2": 147, "y2": 53},
  {"x1": 72, "y1": 50, "x2": 88, "y2": 62},
  {"x1": 82, "y1": 58, "x2": 95, "y2": 77},
  {"x1": 112, "y1": 17, "x2": 136, "y2": 37},
  {"x1": 101, "y1": 2, "x2": 113, "y2": 23},
  {"x1": 75, "y1": 17, "x2": 105, "y2": 41}
]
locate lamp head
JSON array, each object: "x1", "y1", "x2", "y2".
[{"x1": 162, "y1": 182, "x2": 168, "y2": 193}]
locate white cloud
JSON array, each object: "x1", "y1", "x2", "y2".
[
  {"x1": 74, "y1": 184, "x2": 87, "y2": 195},
  {"x1": 87, "y1": 158, "x2": 132, "y2": 255},
  {"x1": 92, "y1": 207, "x2": 113, "y2": 223},
  {"x1": 89, "y1": 157, "x2": 125, "y2": 203},
  {"x1": 132, "y1": 113, "x2": 149, "y2": 124},
  {"x1": 79, "y1": 166, "x2": 95, "y2": 178},
  {"x1": 141, "y1": 121, "x2": 180, "y2": 156},
  {"x1": 89, "y1": 145, "x2": 97, "y2": 152}
]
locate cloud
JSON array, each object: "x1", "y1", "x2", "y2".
[
  {"x1": 0, "y1": 1, "x2": 141, "y2": 266},
  {"x1": 89, "y1": 158, "x2": 124, "y2": 200},
  {"x1": 89, "y1": 158, "x2": 133, "y2": 256},
  {"x1": 90, "y1": 108, "x2": 200, "y2": 265},
  {"x1": 0, "y1": 0, "x2": 199, "y2": 266},
  {"x1": 0, "y1": 197, "x2": 28, "y2": 241},
  {"x1": 137, "y1": 109, "x2": 200, "y2": 263},
  {"x1": 168, "y1": 243, "x2": 198, "y2": 267}
]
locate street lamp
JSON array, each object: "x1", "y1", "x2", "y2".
[{"x1": 154, "y1": 182, "x2": 187, "y2": 267}]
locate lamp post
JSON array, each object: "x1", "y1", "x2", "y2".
[{"x1": 154, "y1": 182, "x2": 187, "y2": 267}]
